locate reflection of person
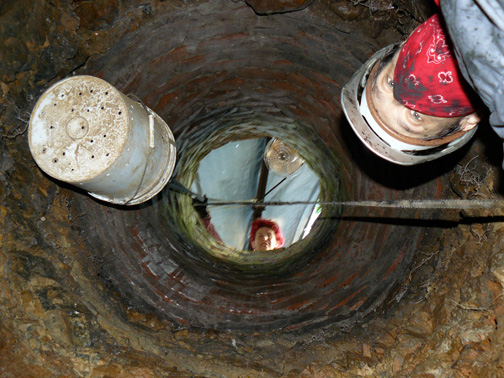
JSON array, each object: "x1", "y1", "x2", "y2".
[
  {"x1": 440, "y1": 0, "x2": 504, "y2": 169},
  {"x1": 341, "y1": 9, "x2": 481, "y2": 165},
  {"x1": 250, "y1": 218, "x2": 285, "y2": 252}
]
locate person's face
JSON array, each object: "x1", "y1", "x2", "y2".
[
  {"x1": 252, "y1": 227, "x2": 278, "y2": 251},
  {"x1": 369, "y1": 52, "x2": 465, "y2": 140}
]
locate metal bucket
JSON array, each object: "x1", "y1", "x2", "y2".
[{"x1": 28, "y1": 75, "x2": 176, "y2": 205}]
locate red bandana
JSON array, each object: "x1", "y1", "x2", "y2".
[{"x1": 393, "y1": 14, "x2": 477, "y2": 117}]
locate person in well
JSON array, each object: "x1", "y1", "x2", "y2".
[
  {"x1": 341, "y1": 4, "x2": 482, "y2": 166},
  {"x1": 249, "y1": 218, "x2": 285, "y2": 252}
]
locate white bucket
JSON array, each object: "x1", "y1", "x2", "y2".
[{"x1": 28, "y1": 75, "x2": 176, "y2": 205}]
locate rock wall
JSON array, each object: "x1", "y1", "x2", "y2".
[{"x1": 2, "y1": 1, "x2": 504, "y2": 377}]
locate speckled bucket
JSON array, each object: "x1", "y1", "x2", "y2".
[{"x1": 28, "y1": 75, "x2": 176, "y2": 205}]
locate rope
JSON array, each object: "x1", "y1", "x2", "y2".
[
  {"x1": 168, "y1": 179, "x2": 504, "y2": 212},
  {"x1": 201, "y1": 198, "x2": 504, "y2": 210},
  {"x1": 168, "y1": 179, "x2": 206, "y2": 202}
]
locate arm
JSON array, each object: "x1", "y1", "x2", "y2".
[{"x1": 440, "y1": 0, "x2": 504, "y2": 160}]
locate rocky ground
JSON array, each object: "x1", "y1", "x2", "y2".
[{"x1": 2, "y1": 1, "x2": 504, "y2": 377}]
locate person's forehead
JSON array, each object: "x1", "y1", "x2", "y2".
[
  {"x1": 256, "y1": 227, "x2": 274, "y2": 235},
  {"x1": 379, "y1": 56, "x2": 398, "y2": 81}
]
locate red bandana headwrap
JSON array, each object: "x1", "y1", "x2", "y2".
[{"x1": 393, "y1": 14, "x2": 477, "y2": 117}]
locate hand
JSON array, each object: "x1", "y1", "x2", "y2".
[{"x1": 192, "y1": 196, "x2": 209, "y2": 219}]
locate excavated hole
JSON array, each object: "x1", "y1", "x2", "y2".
[
  {"x1": 6, "y1": 1, "x2": 504, "y2": 376},
  {"x1": 163, "y1": 115, "x2": 341, "y2": 269},
  {"x1": 67, "y1": 1, "x2": 474, "y2": 332}
]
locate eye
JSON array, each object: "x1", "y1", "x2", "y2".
[
  {"x1": 410, "y1": 110, "x2": 422, "y2": 121},
  {"x1": 387, "y1": 77, "x2": 395, "y2": 89}
]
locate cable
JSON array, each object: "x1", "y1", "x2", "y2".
[
  {"x1": 201, "y1": 198, "x2": 504, "y2": 210},
  {"x1": 167, "y1": 179, "x2": 206, "y2": 202},
  {"x1": 166, "y1": 179, "x2": 504, "y2": 218}
]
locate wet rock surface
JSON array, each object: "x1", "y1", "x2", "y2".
[{"x1": 2, "y1": 0, "x2": 504, "y2": 377}]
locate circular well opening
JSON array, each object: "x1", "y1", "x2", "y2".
[{"x1": 71, "y1": 2, "x2": 458, "y2": 331}]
